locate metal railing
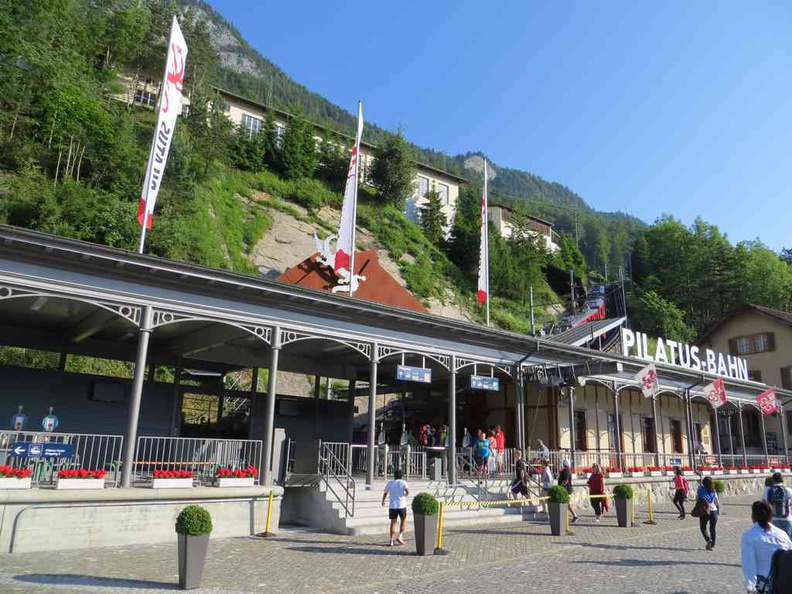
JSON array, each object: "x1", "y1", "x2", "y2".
[
  {"x1": 0, "y1": 431, "x2": 124, "y2": 486},
  {"x1": 317, "y1": 441, "x2": 355, "y2": 518},
  {"x1": 133, "y1": 436, "x2": 263, "y2": 485}
]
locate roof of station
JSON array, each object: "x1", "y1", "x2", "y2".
[
  {"x1": 546, "y1": 317, "x2": 626, "y2": 347},
  {"x1": 0, "y1": 225, "x2": 787, "y2": 407}
]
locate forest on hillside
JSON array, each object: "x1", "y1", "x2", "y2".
[{"x1": 1, "y1": 0, "x2": 791, "y2": 346}]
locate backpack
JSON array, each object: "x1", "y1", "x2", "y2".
[
  {"x1": 770, "y1": 485, "x2": 790, "y2": 519},
  {"x1": 770, "y1": 548, "x2": 792, "y2": 594}
]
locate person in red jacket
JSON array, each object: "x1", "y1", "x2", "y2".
[
  {"x1": 495, "y1": 425, "x2": 506, "y2": 473},
  {"x1": 587, "y1": 463, "x2": 606, "y2": 522}
]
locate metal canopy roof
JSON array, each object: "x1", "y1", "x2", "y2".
[
  {"x1": 0, "y1": 225, "x2": 788, "y2": 406},
  {"x1": 546, "y1": 317, "x2": 626, "y2": 347}
]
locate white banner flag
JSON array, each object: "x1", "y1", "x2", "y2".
[
  {"x1": 137, "y1": 16, "x2": 188, "y2": 248},
  {"x1": 334, "y1": 101, "x2": 363, "y2": 283},
  {"x1": 477, "y1": 160, "x2": 490, "y2": 316},
  {"x1": 635, "y1": 363, "x2": 659, "y2": 398},
  {"x1": 703, "y1": 377, "x2": 727, "y2": 409}
]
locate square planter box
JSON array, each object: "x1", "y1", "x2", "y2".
[
  {"x1": 627, "y1": 472, "x2": 644, "y2": 478},
  {"x1": 607, "y1": 472, "x2": 623, "y2": 479},
  {"x1": 648, "y1": 471, "x2": 663, "y2": 477},
  {"x1": 215, "y1": 477, "x2": 255, "y2": 488},
  {"x1": 751, "y1": 469, "x2": 761, "y2": 474},
  {"x1": 701, "y1": 471, "x2": 712, "y2": 476},
  {"x1": 739, "y1": 469, "x2": 750, "y2": 474},
  {"x1": 725, "y1": 469, "x2": 739, "y2": 475},
  {"x1": 56, "y1": 478, "x2": 105, "y2": 490},
  {"x1": 711, "y1": 469, "x2": 724, "y2": 475},
  {"x1": 682, "y1": 471, "x2": 695, "y2": 477},
  {"x1": 151, "y1": 477, "x2": 194, "y2": 489},
  {"x1": 0, "y1": 477, "x2": 31, "y2": 489}
]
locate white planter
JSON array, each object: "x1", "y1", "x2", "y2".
[
  {"x1": 151, "y1": 477, "x2": 193, "y2": 489},
  {"x1": 701, "y1": 471, "x2": 712, "y2": 476},
  {"x1": 627, "y1": 472, "x2": 644, "y2": 478},
  {"x1": 783, "y1": 469, "x2": 792, "y2": 474},
  {"x1": 649, "y1": 471, "x2": 662, "y2": 477},
  {"x1": 215, "y1": 477, "x2": 255, "y2": 488},
  {"x1": 725, "y1": 469, "x2": 738, "y2": 474},
  {"x1": 683, "y1": 471, "x2": 695, "y2": 477},
  {"x1": 751, "y1": 469, "x2": 761, "y2": 474},
  {"x1": 56, "y1": 478, "x2": 105, "y2": 490},
  {"x1": 739, "y1": 469, "x2": 749, "y2": 474},
  {"x1": 711, "y1": 469, "x2": 723, "y2": 475},
  {"x1": 0, "y1": 477, "x2": 31, "y2": 489},
  {"x1": 607, "y1": 472, "x2": 623, "y2": 479}
]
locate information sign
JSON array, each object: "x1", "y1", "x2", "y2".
[
  {"x1": 10, "y1": 442, "x2": 74, "y2": 459},
  {"x1": 669, "y1": 457, "x2": 682, "y2": 466},
  {"x1": 470, "y1": 375, "x2": 500, "y2": 391},
  {"x1": 396, "y1": 365, "x2": 432, "y2": 384}
]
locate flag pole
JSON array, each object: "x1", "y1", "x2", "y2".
[
  {"x1": 137, "y1": 223, "x2": 148, "y2": 254},
  {"x1": 349, "y1": 101, "x2": 362, "y2": 296},
  {"x1": 484, "y1": 160, "x2": 490, "y2": 326}
]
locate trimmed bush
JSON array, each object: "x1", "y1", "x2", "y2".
[
  {"x1": 713, "y1": 479, "x2": 726, "y2": 494},
  {"x1": 613, "y1": 484, "x2": 634, "y2": 500},
  {"x1": 175, "y1": 505, "x2": 213, "y2": 536},
  {"x1": 547, "y1": 485, "x2": 570, "y2": 504},
  {"x1": 411, "y1": 492, "x2": 439, "y2": 516}
]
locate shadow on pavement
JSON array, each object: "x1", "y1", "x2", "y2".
[
  {"x1": 287, "y1": 545, "x2": 414, "y2": 556},
  {"x1": 14, "y1": 574, "x2": 177, "y2": 589},
  {"x1": 576, "y1": 543, "x2": 702, "y2": 552},
  {"x1": 572, "y1": 559, "x2": 740, "y2": 568}
]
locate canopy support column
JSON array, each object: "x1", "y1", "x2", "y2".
[
  {"x1": 738, "y1": 403, "x2": 748, "y2": 468},
  {"x1": 760, "y1": 409, "x2": 769, "y2": 467},
  {"x1": 684, "y1": 391, "x2": 695, "y2": 471},
  {"x1": 651, "y1": 395, "x2": 660, "y2": 468},
  {"x1": 781, "y1": 407, "x2": 790, "y2": 466},
  {"x1": 120, "y1": 305, "x2": 153, "y2": 488},
  {"x1": 448, "y1": 355, "x2": 457, "y2": 485},
  {"x1": 712, "y1": 405, "x2": 723, "y2": 468},
  {"x1": 567, "y1": 387, "x2": 576, "y2": 470},
  {"x1": 366, "y1": 344, "x2": 378, "y2": 489},
  {"x1": 262, "y1": 328, "x2": 281, "y2": 485}
]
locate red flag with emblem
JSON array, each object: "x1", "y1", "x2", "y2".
[
  {"x1": 635, "y1": 363, "x2": 659, "y2": 398},
  {"x1": 334, "y1": 102, "x2": 363, "y2": 278},
  {"x1": 756, "y1": 388, "x2": 779, "y2": 416},
  {"x1": 703, "y1": 377, "x2": 727, "y2": 409}
]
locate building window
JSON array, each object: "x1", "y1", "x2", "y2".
[
  {"x1": 242, "y1": 114, "x2": 263, "y2": 138},
  {"x1": 273, "y1": 123, "x2": 285, "y2": 147},
  {"x1": 437, "y1": 182, "x2": 449, "y2": 205},
  {"x1": 735, "y1": 337, "x2": 751, "y2": 355},
  {"x1": 744, "y1": 408, "x2": 761, "y2": 448},
  {"x1": 416, "y1": 176, "x2": 429, "y2": 199},
  {"x1": 574, "y1": 410, "x2": 587, "y2": 451},
  {"x1": 133, "y1": 89, "x2": 157, "y2": 107},
  {"x1": 670, "y1": 419, "x2": 683, "y2": 453},
  {"x1": 642, "y1": 417, "x2": 656, "y2": 453},
  {"x1": 748, "y1": 369, "x2": 762, "y2": 382},
  {"x1": 755, "y1": 333, "x2": 771, "y2": 353},
  {"x1": 607, "y1": 413, "x2": 621, "y2": 451},
  {"x1": 782, "y1": 366, "x2": 792, "y2": 390}
]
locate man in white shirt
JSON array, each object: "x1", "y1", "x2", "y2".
[
  {"x1": 381, "y1": 470, "x2": 410, "y2": 546},
  {"x1": 762, "y1": 472, "x2": 792, "y2": 537}
]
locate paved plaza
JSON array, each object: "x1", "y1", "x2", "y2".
[{"x1": 0, "y1": 494, "x2": 762, "y2": 594}]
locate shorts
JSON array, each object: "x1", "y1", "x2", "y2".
[
  {"x1": 510, "y1": 480, "x2": 529, "y2": 497},
  {"x1": 389, "y1": 507, "x2": 407, "y2": 520},
  {"x1": 497, "y1": 452, "x2": 505, "y2": 465}
]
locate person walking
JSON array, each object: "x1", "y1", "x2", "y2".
[
  {"x1": 472, "y1": 430, "x2": 490, "y2": 475},
  {"x1": 672, "y1": 466, "x2": 690, "y2": 519},
  {"x1": 559, "y1": 458, "x2": 580, "y2": 524},
  {"x1": 536, "y1": 439, "x2": 550, "y2": 463},
  {"x1": 741, "y1": 500, "x2": 792, "y2": 593},
  {"x1": 509, "y1": 448, "x2": 529, "y2": 501},
  {"x1": 762, "y1": 472, "x2": 792, "y2": 538},
  {"x1": 539, "y1": 462, "x2": 554, "y2": 515},
  {"x1": 495, "y1": 425, "x2": 506, "y2": 473},
  {"x1": 587, "y1": 463, "x2": 606, "y2": 522},
  {"x1": 381, "y1": 470, "x2": 410, "y2": 547},
  {"x1": 487, "y1": 428, "x2": 498, "y2": 475},
  {"x1": 696, "y1": 475, "x2": 720, "y2": 550}
]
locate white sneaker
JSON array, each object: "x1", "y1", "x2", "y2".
[
  {"x1": 396, "y1": 534, "x2": 405, "y2": 545},
  {"x1": 389, "y1": 539, "x2": 395, "y2": 547}
]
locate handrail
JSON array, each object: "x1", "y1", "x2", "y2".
[{"x1": 317, "y1": 442, "x2": 356, "y2": 518}]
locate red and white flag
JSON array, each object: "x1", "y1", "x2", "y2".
[
  {"x1": 756, "y1": 388, "x2": 779, "y2": 416},
  {"x1": 334, "y1": 101, "x2": 363, "y2": 277},
  {"x1": 137, "y1": 16, "x2": 188, "y2": 241},
  {"x1": 635, "y1": 363, "x2": 659, "y2": 398},
  {"x1": 477, "y1": 160, "x2": 490, "y2": 314},
  {"x1": 703, "y1": 377, "x2": 727, "y2": 409}
]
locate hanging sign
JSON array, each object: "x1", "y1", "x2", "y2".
[
  {"x1": 635, "y1": 363, "x2": 659, "y2": 398},
  {"x1": 41, "y1": 414, "x2": 59, "y2": 432},
  {"x1": 703, "y1": 378, "x2": 727, "y2": 409},
  {"x1": 10, "y1": 442, "x2": 73, "y2": 458},
  {"x1": 756, "y1": 388, "x2": 779, "y2": 416},
  {"x1": 621, "y1": 328, "x2": 748, "y2": 380},
  {"x1": 470, "y1": 375, "x2": 500, "y2": 391},
  {"x1": 11, "y1": 413, "x2": 27, "y2": 431},
  {"x1": 396, "y1": 365, "x2": 432, "y2": 384}
]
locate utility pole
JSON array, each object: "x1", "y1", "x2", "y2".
[
  {"x1": 570, "y1": 270, "x2": 575, "y2": 311},
  {"x1": 619, "y1": 265, "x2": 628, "y2": 324},
  {"x1": 529, "y1": 286, "x2": 536, "y2": 335}
]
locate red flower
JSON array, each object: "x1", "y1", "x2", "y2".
[
  {"x1": 647, "y1": 466, "x2": 661, "y2": 472},
  {"x1": 215, "y1": 465, "x2": 257, "y2": 479},
  {"x1": 153, "y1": 470, "x2": 193, "y2": 479},
  {"x1": 605, "y1": 467, "x2": 621, "y2": 473},
  {"x1": 0, "y1": 465, "x2": 32, "y2": 479},
  {"x1": 628, "y1": 467, "x2": 644, "y2": 473},
  {"x1": 682, "y1": 466, "x2": 692, "y2": 472}
]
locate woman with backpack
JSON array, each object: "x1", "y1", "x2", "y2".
[
  {"x1": 741, "y1": 500, "x2": 792, "y2": 593},
  {"x1": 696, "y1": 476, "x2": 720, "y2": 550},
  {"x1": 671, "y1": 466, "x2": 689, "y2": 519},
  {"x1": 762, "y1": 473, "x2": 792, "y2": 537}
]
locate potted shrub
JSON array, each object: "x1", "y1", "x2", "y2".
[
  {"x1": 215, "y1": 465, "x2": 257, "y2": 487},
  {"x1": 612, "y1": 484, "x2": 634, "y2": 528},
  {"x1": 606, "y1": 466, "x2": 622, "y2": 479},
  {"x1": 0, "y1": 465, "x2": 32, "y2": 489},
  {"x1": 699, "y1": 465, "x2": 712, "y2": 476},
  {"x1": 56, "y1": 469, "x2": 107, "y2": 490},
  {"x1": 152, "y1": 470, "x2": 194, "y2": 489},
  {"x1": 647, "y1": 466, "x2": 663, "y2": 477},
  {"x1": 411, "y1": 492, "x2": 439, "y2": 556},
  {"x1": 627, "y1": 466, "x2": 645, "y2": 478},
  {"x1": 713, "y1": 479, "x2": 726, "y2": 495},
  {"x1": 546, "y1": 485, "x2": 570, "y2": 536},
  {"x1": 175, "y1": 505, "x2": 212, "y2": 590}
]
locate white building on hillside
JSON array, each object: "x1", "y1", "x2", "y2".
[{"x1": 488, "y1": 204, "x2": 559, "y2": 252}]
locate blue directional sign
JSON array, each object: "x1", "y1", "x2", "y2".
[
  {"x1": 669, "y1": 457, "x2": 682, "y2": 467},
  {"x1": 10, "y1": 442, "x2": 74, "y2": 459},
  {"x1": 470, "y1": 375, "x2": 500, "y2": 391},
  {"x1": 396, "y1": 365, "x2": 432, "y2": 384}
]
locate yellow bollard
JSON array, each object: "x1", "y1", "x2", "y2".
[
  {"x1": 265, "y1": 490, "x2": 274, "y2": 533},
  {"x1": 434, "y1": 502, "x2": 448, "y2": 555},
  {"x1": 645, "y1": 489, "x2": 657, "y2": 525}
]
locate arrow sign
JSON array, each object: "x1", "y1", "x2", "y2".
[
  {"x1": 10, "y1": 442, "x2": 73, "y2": 458},
  {"x1": 12, "y1": 445, "x2": 26, "y2": 456}
]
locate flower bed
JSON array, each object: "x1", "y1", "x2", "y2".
[
  {"x1": 0, "y1": 466, "x2": 32, "y2": 489},
  {"x1": 682, "y1": 466, "x2": 695, "y2": 477},
  {"x1": 56, "y1": 469, "x2": 107, "y2": 490},
  {"x1": 215, "y1": 465, "x2": 257, "y2": 487},
  {"x1": 605, "y1": 466, "x2": 622, "y2": 478},
  {"x1": 725, "y1": 466, "x2": 739, "y2": 474},
  {"x1": 751, "y1": 465, "x2": 770, "y2": 474},
  {"x1": 647, "y1": 466, "x2": 663, "y2": 477},
  {"x1": 627, "y1": 466, "x2": 645, "y2": 477},
  {"x1": 151, "y1": 470, "x2": 194, "y2": 489}
]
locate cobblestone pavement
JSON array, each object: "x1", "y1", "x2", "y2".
[{"x1": 0, "y1": 495, "x2": 760, "y2": 594}]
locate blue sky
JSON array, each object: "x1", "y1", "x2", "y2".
[{"x1": 208, "y1": 1, "x2": 791, "y2": 251}]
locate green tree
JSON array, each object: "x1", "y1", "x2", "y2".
[
  {"x1": 419, "y1": 189, "x2": 446, "y2": 246},
  {"x1": 446, "y1": 182, "x2": 480, "y2": 278},
  {"x1": 629, "y1": 289, "x2": 695, "y2": 342},
  {"x1": 280, "y1": 112, "x2": 317, "y2": 179},
  {"x1": 369, "y1": 130, "x2": 415, "y2": 207}
]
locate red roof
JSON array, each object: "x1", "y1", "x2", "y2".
[{"x1": 276, "y1": 249, "x2": 427, "y2": 313}]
